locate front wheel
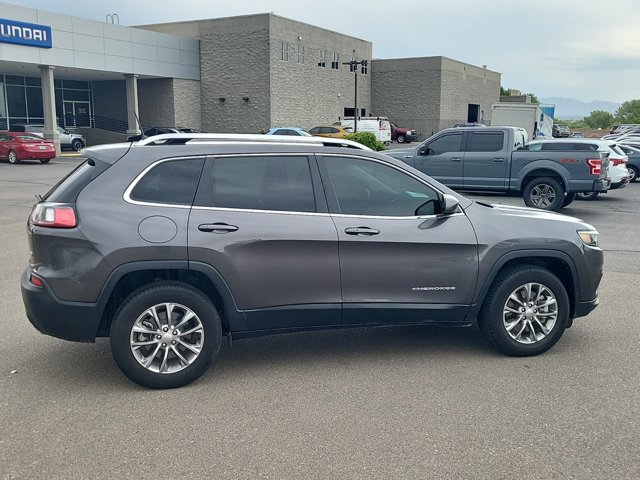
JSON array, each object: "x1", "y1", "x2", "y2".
[
  {"x1": 397, "y1": 134, "x2": 405, "y2": 143},
  {"x1": 110, "y1": 282, "x2": 222, "y2": 389},
  {"x1": 71, "y1": 139, "x2": 84, "y2": 151},
  {"x1": 478, "y1": 265, "x2": 569, "y2": 356},
  {"x1": 523, "y1": 177, "x2": 565, "y2": 211},
  {"x1": 628, "y1": 166, "x2": 638, "y2": 182},
  {"x1": 576, "y1": 192, "x2": 599, "y2": 201}
]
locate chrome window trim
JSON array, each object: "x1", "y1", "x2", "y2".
[
  {"x1": 191, "y1": 206, "x2": 329, "y2": 217},
  {"x1": 123, "y1": 156, "x2": 207, "y2": 208}
]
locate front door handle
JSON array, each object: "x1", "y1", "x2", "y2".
[
  {"x1": 198, "y1": 223, "x2": 239, "y2": 233},
  {"x1": 345, "y1": 227, "x2": 380, "y2": 236},
  {"x1": 492, "y1": 158, "x2": 505, "y2": 163},
  {"x1": 451, "y1": 157, "x2": 462, "y2": 162}
]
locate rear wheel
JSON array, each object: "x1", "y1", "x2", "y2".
[
  {"x1": 110, "y1": 282, "x2": 222, "y2": 389},
  {"x1": 8, "y1": 150, "x2": 19, "y2": 164},
  {"x1": 523, "y1": 177, "x2": 565, "y2": 211},
  {"x1": 576, "y1": 192, "x2": 599, "y2": 201},
  {"x1": 478, "y1": 265, "x2": 569, "y2": 356},
  {"x1": 40, "y1": 158, "x2": 51, "y2": 164},
  {"x1": 397, "y1": 134, "x2": 406, "y2": 143}
]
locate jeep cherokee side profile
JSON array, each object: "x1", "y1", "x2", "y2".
[{"x1": 22, "y1": 134, "x2": 603, "y2": 388}]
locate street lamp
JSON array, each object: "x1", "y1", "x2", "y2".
[{"x1": 342, "y1": 57, "x2": 368, "y2": 132}]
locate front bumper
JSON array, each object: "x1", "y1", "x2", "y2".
[{"x1": 21, "y1": 269, "x2": 103, "y2": 342}]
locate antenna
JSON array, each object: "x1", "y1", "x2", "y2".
[{"x1": 133, "y1": 110, "x2": 146, "y2": 140}]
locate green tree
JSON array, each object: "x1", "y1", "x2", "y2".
[
  {"x1": 525, "y1": 92, "x2": 539, "y2": 104},
  {"x1": 583, "y1": 110, "x2": 614, "y2": 129},
  {"x1": 615, "y1": 100, "x2": 640, "y2": 123},
  {"x1": 500, "y1": 86, "x2": 511, "y2": 96}
]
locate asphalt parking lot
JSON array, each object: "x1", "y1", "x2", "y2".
[{"x1": 1, "y1": 157, "x2": 639, "y2": 479}]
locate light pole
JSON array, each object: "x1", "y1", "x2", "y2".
[{"x1": 342, "y1": 57, "x2": 368, "y2": 133}]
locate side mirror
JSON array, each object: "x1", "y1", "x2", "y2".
[
  {"x1": 418, "y1": 147, "x2": 427, "y2": 156},
  {"x1": 442, "y1": 194, "x2": 460, "y2": 215}
]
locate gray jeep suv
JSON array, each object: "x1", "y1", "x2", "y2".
[{"x1": 21, "y1": 134, "x2": 603, "y2": 388}]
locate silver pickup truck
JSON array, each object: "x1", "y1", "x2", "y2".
[{"x1": 386, "y1": 126, "x2": 610, "y2": 211}]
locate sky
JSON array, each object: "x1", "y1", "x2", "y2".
[{"x1": 8, "y1": 0, "x2": 640, "y2": 103}]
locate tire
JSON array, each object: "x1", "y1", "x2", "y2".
[
  {"x1": 523, "y1": 177, "x2": 565, "y2": 211},
  {"x1": 561, "y1": 192, "x2": 576, "y2": 208},
  {"x1": 576, "y1": 192, "x2": 599, "y2": 201},
  {"x1": 110, "y1": 281, "x2": 222, "y2": 389},
  {"x1": 40, "y1": 158, "x2": 51, "y2": 164},
  {"x1": 628, "y1": 166, "x2": 638, "y2": 183},
  {"x1": 397, "y1": 134, "x2": 406, "y2": 143},
  {"x1": 71, "y1": 139, "x2": 84, "y2": 151},
  {"x1": 478, "y1": 265, "x2": 569, "y2": 356},
  {"x1": 8, "y1": 150, "x2": 20, "y2": 164}
]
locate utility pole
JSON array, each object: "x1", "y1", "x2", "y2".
[{"x1": 342, "y1": 57, "x2": 368, "y2": 133}]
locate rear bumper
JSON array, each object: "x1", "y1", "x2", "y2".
[
  {"x1": 21, "y1": 269, "x2": 103, "y2": 342},
  {"x1": 610, "y1": 177, "x2": 630, "y2": 190},
  {"x1": 19, "y1": 150, "x2": 56, "y2": 160}
]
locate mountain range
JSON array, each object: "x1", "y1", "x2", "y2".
[{"x1": 539, "y1": 97, "x2": 621, "y2": 120}]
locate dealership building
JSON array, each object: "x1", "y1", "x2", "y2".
[{"x1": 0, "y1": 2, "x2": 500, "y2": 150}]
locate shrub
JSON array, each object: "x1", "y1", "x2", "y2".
[{"x1": 345, "y1": 132, "x2": 386, "y2": 151}]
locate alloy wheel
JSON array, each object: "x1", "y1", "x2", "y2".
[{"x1": 502, "y1": 282, "x2": 558, "y2": 344}]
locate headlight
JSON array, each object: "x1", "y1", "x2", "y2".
[{"x1": 578, "y1": 230, "x2": 599, "y2": 247}]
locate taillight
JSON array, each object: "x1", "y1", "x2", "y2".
[
  {"x1": 29, "y1": 274, "x2": 43, "y2": 287},
  {"x1": 610, "y1": 158, "x2": 627, "y2": 166},
  {"x1": 30, "y1": 203, "x2": 77, "y2": 228},
  {"x1": 586, "y1": 158, "x2": 602, "y2": 175}
]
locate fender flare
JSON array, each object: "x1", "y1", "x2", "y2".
[{"x1": 465, "y1": 249, "x2": 580, "y2": 322}]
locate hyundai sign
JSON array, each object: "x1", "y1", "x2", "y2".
[{"x1": 0, "y1": 18, "x2": 52, "y2": 48}]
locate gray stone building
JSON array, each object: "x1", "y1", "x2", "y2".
[
  {"x1": 371, "y1": 56, "x2": 501, "y2": 137},
  {"x1": 0, "y1": 2, "x2": 500, "y2": 146},
  {"x1": 142, "y1": 14, "x2": 372, "y2": 134}
]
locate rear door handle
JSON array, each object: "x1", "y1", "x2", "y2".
[
  {"x1": 451, "y1": 157, "x2": 462, "y2": 162},
  {"x1": 198, "y1": 223, "x2": 239, "y2": 233},
  {"x1": 345, "y1": 227, "x2": 380, "y2": 236}
]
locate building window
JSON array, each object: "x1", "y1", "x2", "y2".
[
  {"x1": 318, "y1": 50, "x2": 326, "y2": 68},
  {"x1": 296, "y1": 44, "x2": 304, "y2": 64},
  {"x1": 280, "y1": 42, "x2": 289, "y2": 61},
  {"x1": 361, "y1": 60, "x2": 368, "y2": 75},
  {"x1": 349, "y1": 56, "x2": 356, "y2": 72},
  {"x1": 331, "y1": 52, "x2": 339, "y2": 70}
]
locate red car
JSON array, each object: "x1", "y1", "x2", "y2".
[{"x1": 0, "y1": 131, "x2": 56, "y2": 164}]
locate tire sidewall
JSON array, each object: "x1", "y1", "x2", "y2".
[
  {"x1": 523, "y1": 177, "x2": 565, "y2": 211},
  {"x1": 8, "y1": 151, "x2": 18, "y2": 164},
  {"x1": 110, "y1": 283, "x2": 222, "y2": 389},
  {"x1": 483, "y1": 268, "x2": 569, "y2": 356}
]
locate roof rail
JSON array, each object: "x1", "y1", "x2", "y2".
[{"x1": 134, "y1": 133, "x2": 372, "y2": 150}]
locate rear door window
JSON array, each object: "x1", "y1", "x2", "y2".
[
  {"x1": 467, "y1": 132, "x2": 504, "y2": 152},
  {"x1": 195, "y1": 155, "x2": 316, "y2": 213},
  {"x1": 129, "y1": 158, "x2": 205, "y2": 205}
]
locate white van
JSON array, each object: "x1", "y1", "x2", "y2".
[{"x1": 337, "y1": 117, "x2": 392, "y2": 145}]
